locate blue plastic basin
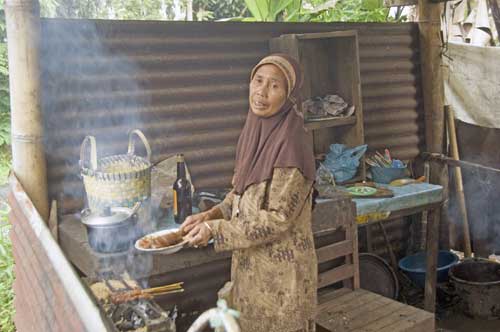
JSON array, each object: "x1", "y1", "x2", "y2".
[
  {"x1": 398, "y1": 250, "x2": 459, "y2": 288},
  {"x1": 371, "y1": 166, "x2": 407, "y2": 184}
]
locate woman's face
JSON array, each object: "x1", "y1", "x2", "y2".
[{"x1": 249, "y1": 64, "x2": 288, "y2": 118}]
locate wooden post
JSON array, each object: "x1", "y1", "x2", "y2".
[
  {"x1": 418, "y1": 2, "x2": 445, "y2": 164},
  {"x1": 489, "y1": 0, "x2": 500, "y2": 39},
  {"x1": 424, "y1": 207, "x2": 440, "y2": 312},
  {"x1": 418, "y1": 0, "x2": 444, "y2": 314},
  {"x1": 5, "y1": 0, "x2": 49, "y2": 221}
]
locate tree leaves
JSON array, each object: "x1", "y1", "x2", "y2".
[{"x1": 244, "y1": 0, "x2": 299, "y2": 21}]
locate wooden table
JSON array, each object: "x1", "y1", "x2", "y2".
[{"x1": 346, "y1": 183, "x2": 444, "y2": 313}]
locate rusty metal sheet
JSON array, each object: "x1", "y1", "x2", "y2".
[{"x1": 40, "y1": 20, "x2": 424, "y2": 207}]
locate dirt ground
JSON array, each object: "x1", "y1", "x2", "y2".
[{"x1": 437, "y1": 315, "x2": 500, "y2": 331}]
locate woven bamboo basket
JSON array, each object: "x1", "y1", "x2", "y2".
[{"x1": 80, "y1": 129, "x2": 152, "y2": 212}]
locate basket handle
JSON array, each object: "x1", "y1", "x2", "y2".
[
  {"x1": 79, "y1": 135, "x2": 98, "y2": 171},
  {"x1": 127, "y1": 129, "x2": 151, "y2": 162}
]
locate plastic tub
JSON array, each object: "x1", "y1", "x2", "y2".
[
  {"x1": 371, "y1": 166, "x2": 407, "y2": 184},
  {"x1": 398, "y1": 250, "x2": 459, "y2": 288}
]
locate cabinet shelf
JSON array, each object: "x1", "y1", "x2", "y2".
[
  {"x1": 305, "y1": 116, "x2": 356, "y2": 130},
  {"x1": 270, "y1": 30, "x2": 366, "y2": 181}
]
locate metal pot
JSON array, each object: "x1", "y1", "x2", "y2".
[
  {"x1": 450, "y1": 258, "x2": 500, "y2": 319},
  {"x1": 81, "y1": 203, "x2": 141, "y2": 253}
]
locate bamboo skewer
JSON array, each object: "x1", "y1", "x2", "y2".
[
  {"x1": 151, "y1": 289, "x2": 185, "y2": 297},
  {"x1": 109, "y1": 282, "x2": 184, "y2": 304},
  {"x1": 446, "y1": 106, "x2": 472, "y2": 258},
  {"x1": 143, "y1": 282, "x2": 184, "y2": 294}
]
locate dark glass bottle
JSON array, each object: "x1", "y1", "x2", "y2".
[{"x1": 173, "y1": 154, "x2": 192, "y2": 224}]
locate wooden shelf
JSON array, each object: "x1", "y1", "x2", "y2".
[
  {"x1": 270, "y1": 30, "x2": 366, "y2": 182},
  {"x1": 305, "y1": 116, "x2": 356, "y2": 130}
]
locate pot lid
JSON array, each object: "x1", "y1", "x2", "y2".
[{"x1": 81, "y1": 206, "x2": 136, "y2": 227}]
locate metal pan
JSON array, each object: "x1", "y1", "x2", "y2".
[{"x1": 359, "y1": 253, "x2": 399, "y2": 300}]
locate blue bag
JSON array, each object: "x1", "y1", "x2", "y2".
[{"x1": 324, "y1": 144, "x2": 367, "y2": 183}]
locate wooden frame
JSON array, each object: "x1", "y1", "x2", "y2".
[
  {"x1": 314, "y1": 200, "x2": 436, "y2": 331},
  {"x1": 270, "y1": 30, "x2": 366, "y2": 183}
]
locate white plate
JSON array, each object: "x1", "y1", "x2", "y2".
[{"x1": 135, "y1": 228, "x2": 186, "y2": 255}]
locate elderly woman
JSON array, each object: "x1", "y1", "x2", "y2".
[{"x1": 182, "y1": 54, "x2": 317, "y2": 332}]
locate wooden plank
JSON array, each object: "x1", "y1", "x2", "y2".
[
  {"x1": 347, "y1": 300, "x2": 406, "y2": 331},
  {"x1": 357, "y1": 203, "x2": 442, "y2": 227},
  {"x1": 317, "y1": 289, "x2": 379, "y2": 315},
  {"x1": 318, "y1": 264, "x2": 354, "y2": 288},
  {"x1": 317, "y1": 289, "x2": 368, "y2": 311},
  {"x1": 384, "y1": 309, "x2": 435, "y2": 332},
  {"x1": 316, "y1": 240, "x2": 353, "y2": 264},
  {"x1": 343, "y1": 223, "x2": 354, "y2": 289},
  {"x1": 317, "y1": 287, "x2": 352, "y2": 305},
  {"x1": 316, "y1": 294, "x2": 386, "y2": 332},
  {"x1": 305, "y1": 116, "x2": 356, "y2": 130},
  {"x1": 351, "y1": 220, "x2": 360, "y2": 289},
  {"x1": 424, "y1": 207, "x2": 440, "y2": 313},
  {"x1": 356, "y1": 304, "x2": 421, "y2": 331},
  {"x1": 345, "y1": 296, "x2": 394, "y2": 320}
]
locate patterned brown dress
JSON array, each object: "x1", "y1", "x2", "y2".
[{"x1": 206, "y1": 167, "x2": 317, "y2": 332}]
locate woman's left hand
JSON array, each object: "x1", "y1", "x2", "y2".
[{"x1": 185, "y1": 222, "x2": 212, "y2": 248}]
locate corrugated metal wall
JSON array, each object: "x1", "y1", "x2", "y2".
[{"x1": 40, "y1": 20, "x2": 424, "y2": 206}]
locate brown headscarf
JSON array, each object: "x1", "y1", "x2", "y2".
[{"x1": 233, "y1": 54, "x2": 316, "y2": 195}]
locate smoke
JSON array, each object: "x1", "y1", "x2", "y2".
[
  {"x1": 40, "y1": 19, "x2": 156, "y2": 279},
  {"x1": 448, "y1": 151, "x2": 500, "y2": 257}
]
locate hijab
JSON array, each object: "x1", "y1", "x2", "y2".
[{"x1": 233, "y1": 54, "x2": 316, "y2": 195}]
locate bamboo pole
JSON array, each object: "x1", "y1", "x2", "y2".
[
  {"x1": 418, "y1": 1, "x2": 445, "y2": 314},
  {"x1": 445, "y1": 106, "x2": 472, "y2": 258},
  {"x1": 5, "y1": 0, "x2": 49, "y2": 221},
  {"x1": 489, "y1": 0, "x2": 500, "y2": 40}
]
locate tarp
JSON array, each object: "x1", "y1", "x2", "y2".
[{"x1": 444, "y1": 42, "x2": 500, "y2": 129}]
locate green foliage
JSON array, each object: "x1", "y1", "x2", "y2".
[
  {"x1": 194, "y1": 0, "x2": 248, "y2": 21},
  {"x1": 0, "y1": 202, "x2": 14, "y2": 332},
  {"x1": 0, "y1": 113, "x2": 10, "y2": 147},
  {"x1": 40, "y1": 0, "x2": 174, "y2": 20},
  {"x1": 239, "y1": 0, "x2": 404, "y2": 23},
  {"x1": 0, "y1": 0, "x2": 10, "y2": 117},
  {"x1": 0, "y1": 145, "x2": 10, "y2": 185},
  {"x1": 308, "y1": 0, "x2": 395, "y2": 23},
  {"x1": 242, "y1": 0, "x2": 299, "y2": 21}
]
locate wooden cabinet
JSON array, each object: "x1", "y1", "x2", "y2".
[{"x1": 270, "y1": 30, "x2": 366, "y2": 182}]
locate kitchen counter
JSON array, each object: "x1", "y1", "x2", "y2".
[{"x1": 59, "y1": 190, "x2": 353, "y2": 279}]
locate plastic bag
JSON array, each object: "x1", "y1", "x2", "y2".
[
  {"x1": 323, "y1": 144, "x2": 367, "y2": 183},
  {"x1": 315, "y1": 162, "x2": 336, "y2": 186}
]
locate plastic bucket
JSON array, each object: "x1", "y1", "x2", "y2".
[{"x1": 398, "y1": 250, "x2": 459, "y2": 288}]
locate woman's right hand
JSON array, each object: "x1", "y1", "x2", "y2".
[{"x1": 180, "y1": 212, "x2": 209, "y2": 234}]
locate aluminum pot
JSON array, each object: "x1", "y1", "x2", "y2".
[{"x1": 81, "y1": 202, "x2": 141, "y2": 253}]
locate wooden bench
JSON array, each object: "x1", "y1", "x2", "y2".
[{"x1": 315, "y1": 202, "x2": 435, "y2": 332}]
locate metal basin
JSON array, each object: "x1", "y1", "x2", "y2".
[{"x1": 450, "y1": 258, "x2": 500, "y2": 320}]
